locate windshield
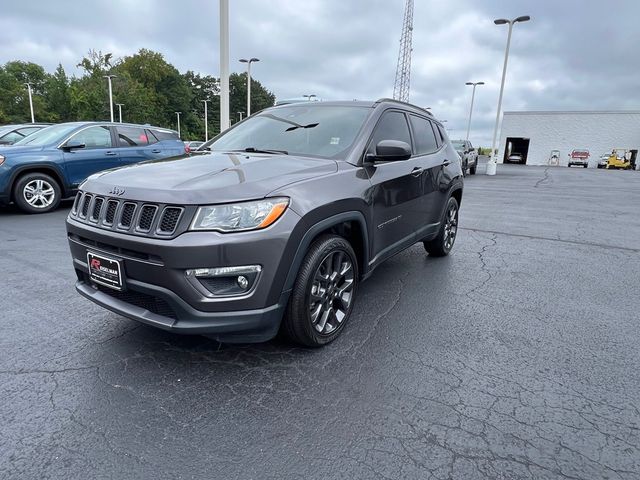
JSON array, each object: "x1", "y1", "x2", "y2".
[
  {"x1": 14, "y1": 123, "x2": 80, "y2": 146},
  {"x1": 202, "y1": 105, "x2": 371, "y2": 159}
]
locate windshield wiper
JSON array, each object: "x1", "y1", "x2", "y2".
[
  {"x1": 232, "y1": 147, "x2": 289, "y2": 155},
  {"x1": 285, "y1": 123, "x2": 319, "y2": 132}
]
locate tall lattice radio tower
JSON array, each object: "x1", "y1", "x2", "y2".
[{"x1": 393, "y1": 0, "x2": 414, "y2": 102}]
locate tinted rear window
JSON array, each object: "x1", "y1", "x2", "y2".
[
  {"x1": 409, "y1": 115, "x2": 439, "y2": 155},
  {"x1": 152, "y1": 129, "x2": 179, "y2": 141}
]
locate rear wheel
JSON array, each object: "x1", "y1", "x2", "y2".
[
  {"x1": 424, "y1": 196, "x2": 459, "y2": 257},
  {"x1": 282, "y1": 235, "x2": 358, "y2": 347},
  {"x1": 13, "y1": 172, "x2": 61, "y2": 214}
]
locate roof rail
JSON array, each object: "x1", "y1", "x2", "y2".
[{"x1": 374, "y1": 98, "x2": 433, "y2": 116}]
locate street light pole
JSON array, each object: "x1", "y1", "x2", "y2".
[
  {"x1": 24, "y1": 82, "x2": 35, "y2": 123},
  {"x1": 487, "y1": 15, "x2": 530, "y2": 176},
  {"x1": 115, "y1": 103, "x2": 124, "y2": 123},
  {"x1": 464, "y1": 82, "x2": 484, "y2": 142},
  {"x1": 220, "y1": 0, "x2": 230, "y2": 132},
  {"x1": 103, "y1": 75, "x2": 117, "y2": 122},
  {"x1": 175, "y1": 111, "x2": 182, "y2": 138},
  {"x1": 239, "y1": 57, "x2": 260, "y2": 116},
  {"x1": 202, "y1": 99, "x2": 209, "y2": 141}
]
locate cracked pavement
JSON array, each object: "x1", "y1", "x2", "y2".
[{"x1": 1, "y1": 161, "x2": 639, "y2": 479}]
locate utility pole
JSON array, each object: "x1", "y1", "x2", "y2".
[
  {"x1": 103, "y1": 75, "x2": 117, "y2": 122},
  {"x1": 239, "y1": 58, "x2": 260, "y2": 116},
  {"x1": 220, "y1": 0, "x2": 230, "y2": 132},
  {"x1": 464, "y1": 82, "x2": 484, "y2": 142},
  {"x1": 116, "y1": 103, "x2": 124, "y2": 123},
  {"x1": 175, "y1": 111, "x2": 182, "y2": 138},
  {"x1": 202, "y1": 99, "x2": 209, "y2": 141},
  {"x1": 487, "y1": 15, "x2": 531, "y2": 176},
  {"x1": 24, "y1": 82, "x2": 35, "y2": 123}
]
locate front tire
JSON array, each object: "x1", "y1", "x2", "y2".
[
  {"x1": 424, "y1": 196, "x2": 459, "y2": 257},
  {"x1": 282, "y1": 235, "x2": 358, "y2": 347},
  {"x1": 470, "y1": 163, "x2": 477, "y2": 175},
  {"x1": 13, "y1": 172, "x2": 61, "y2": 214}
]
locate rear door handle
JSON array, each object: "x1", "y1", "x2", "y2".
[
  {"x1": 411, "y1": 167, "x2": 423, "y2": 177},
  {"x1": 151, "y1": 149, "x2": 162, "y2": 154},
  {"x1": 105, "y1": 151, "x2": 117, "y2": 156}
]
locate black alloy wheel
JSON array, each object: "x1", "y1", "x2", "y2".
[
  {"x1": 282, "y1": 235, "x2": 358, "y2": 347},
  {"x1": 424, "y1": 196, "x2": 459, "y2": 257}
]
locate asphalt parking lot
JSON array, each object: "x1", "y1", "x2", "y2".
[{"x1": 1, "y1": 160, "x2": 639, "y2": 480}]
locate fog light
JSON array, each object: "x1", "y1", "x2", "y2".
[
  {"x1": 185, "y1": 265, "x2": 261, "y2": 297},
  {"x1": 237, "y1": 276, "x2": 249, "y2": 289}
]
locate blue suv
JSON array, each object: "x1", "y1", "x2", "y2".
[{"x1": 0, "y1": 122, "x2": 185, "y2": 213}]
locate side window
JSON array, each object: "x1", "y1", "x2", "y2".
[
  {"x1": 436, "y1": 124, "x2": 447, "y2": 145},
  {"x1": 409, "y1": 115, "x2": 438, "y2": 155},
  {"x1": 1, "y1": 131, "x2": 24, "y2": 143},
  {"x1": 116, "y1": 126, "x2": 149, "y2": 147},
  {"x1": 367, "y1": 111, "x2": 411, "y2": 154},
  {"x1": 152, "y1": 129, "x2": 180, "y2": 141},
  {"x1": 145, "y1": 129, "x2": 159, "y2": 145},
  {"x1": 17, "y1": 127, "x2": 41, "y2": 136},
  {"x1": 69, "y1": 126, "x2": 112, "y2": 149}
]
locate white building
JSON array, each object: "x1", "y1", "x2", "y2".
[{"x1": 497, "y1": 111, "x2": 640, "y2": 166}]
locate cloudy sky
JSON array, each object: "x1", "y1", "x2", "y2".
[{"x1": 2, "y1": 0, "x2": 639, "y2": 145}]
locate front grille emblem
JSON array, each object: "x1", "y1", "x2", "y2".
[{"x1": 109, "y1": 186, "x2": 126, "y2": 196}]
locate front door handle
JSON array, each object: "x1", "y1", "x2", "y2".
[
  {"x1": 411, "y1": 167, "x2": 423, "y2": 177},
  {"x1": 151, "y1": 149, "x2": 162, "y2": 154},
  {"x1": 442, "y1": 159, "x2": 451, "y2": 166},
  {"x1": 105, "y1": 151, "x2": 117, "y2": 156}
]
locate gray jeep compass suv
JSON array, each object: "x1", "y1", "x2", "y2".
[{"x1": 66, "y1": 99, "x2": 463, "y2": 347}]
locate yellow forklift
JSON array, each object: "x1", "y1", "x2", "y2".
[{"x1": 606, "y1": 148, "x2": 637, "y2": 170}]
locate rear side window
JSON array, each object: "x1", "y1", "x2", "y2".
[
  {"x1": 17, "y1": 127, "x2": 42, "y2": 136},
  {"x1": 436, "y1": 124, "x2": 447, "y2": 145},
  {"x1": 145, "y1": 129, "x2": 159, "y2": 145},
  {"x1": 367, "y1": 111, "x2": 411, "y2": 154},
  {"x1": 409, "y1": 115, "x2": 438, "y2": 155},
  {"x1": 152, "y1": 129, "x2": 179, "y2": 141},
  {"x1": 116, "y1": 126, "x2": 148, "y2": 147},
  {"x1": 1, "y1": 131, "x2": 23, "y2": 143}
]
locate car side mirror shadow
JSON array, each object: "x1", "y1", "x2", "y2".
[
  {"x1": 63, "y1": 140, "x2": 86, "y2": 151},
  {"x1": 365, "y1": 140, "x2": 412, "y2": 163}
]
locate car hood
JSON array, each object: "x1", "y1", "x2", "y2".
[
  {"x1": 81, "y1": 152, "x2": 338, "y2": 204},
  {"x1": 0, "y1": 144, "x2": 45, "y2": 155}
]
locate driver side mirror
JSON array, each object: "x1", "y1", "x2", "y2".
[
  {"x1": 63, "y1": 140, "x2": 86, "y2": 151},
  {"x1": 366, "y1": 140, "x2": 412, "y2": 163}
]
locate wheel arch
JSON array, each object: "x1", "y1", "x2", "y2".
[
  {"x1": 9, "y1": 164, "x2": 69, "y2": 201},
  {"x1": 282, "y1": 211, "x2": 370, "y2": 293}
]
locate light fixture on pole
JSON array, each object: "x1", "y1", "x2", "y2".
[
  {"x1": 175, "y1": 111, "x2": 182, "y2": 138},
  {"x1": 487, "y1": 15, "x2": 530, "y2": 176},
  {"x1": 202, "y1": 99, "x2": 209, "y2": 141},
  {"x1": 103, "y1": 74, "x2": 117, "y2": 122},
  {"x1": 220, "y1": 0, "x2": 230, "y2": 132},
  {"x1": 115, "y1": 103, "x2": 124, "y2": 123},
  {"x1": 239, "y1": 57, "x2": 260, "y2": 116},
  {"x1": 464, "y1": 82, "x2": 484, "y2": 142},
  {"x1": 303, "y1": 94, "x2": 317, "y2": 101},
  {"x1": 24, "y1": 82, "x2": 35, "y2": 123}
]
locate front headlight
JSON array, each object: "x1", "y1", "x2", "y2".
[{"x1": 190, "y1": 197, "x2": 289, "y2": 232}]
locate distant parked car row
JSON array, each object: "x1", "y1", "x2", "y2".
[{"x1": 0, "y1": 122, "x2": 184, "y2": 213}]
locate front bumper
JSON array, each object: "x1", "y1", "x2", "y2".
[{"x1": 67, "y1": 210, "x2": 301, "y2": 342}]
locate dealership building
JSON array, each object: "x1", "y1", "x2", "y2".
[{"x1": 497, "y1": 111, "x2": 640, "y2": 166}]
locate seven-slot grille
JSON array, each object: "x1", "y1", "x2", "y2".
[{"x1": 70, "y1": 192, "x2": 184, "y2": 237}]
